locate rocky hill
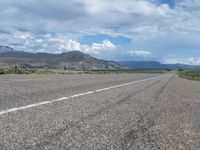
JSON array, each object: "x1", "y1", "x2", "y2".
[{"x1": 0, "y1": 46, "x2": 122, "y2": 69}]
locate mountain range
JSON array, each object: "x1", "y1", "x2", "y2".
[
  {"x1": 0, "y1": 46, "x2": 122, "y2": 69},
  {"x1": 119, "y1": 61, "x2": 200, "y2": 69},
  {"x1": 0, "y1": 46, "x2": 199, "y2": 69}
]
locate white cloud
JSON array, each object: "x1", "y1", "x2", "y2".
[
  {"x1": 91, "y1": 40, "x2": 116, "y2": 50},
  {"x1": 62, "y1": 40, "x2": 81, "y2": 51},
  {"x1": 164, "y1": 57, "x2": 200, "y2": 65},
  {"x1": 58, "y1": 39, "x2": 117, "y2": 55},
  {"x1": 0, "y1": 31, "x2": 117, "y2": 55},
  {"x1": 127, "y1": 50, "x2": 152, "y2": 57},
  {"x1": 85, "y1": 0, "x2": 171, "y2": 16}
]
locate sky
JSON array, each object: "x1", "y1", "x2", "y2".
[{"x1": 0, "y1": 0, "x2": 200, "y2": 65}]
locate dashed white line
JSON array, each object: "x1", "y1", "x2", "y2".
[{"x1": 0, "y1": 75, "x2": 165, "y2": 115}]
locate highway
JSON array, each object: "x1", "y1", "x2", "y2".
[{"x1": 0, "y1": 73, "x2": 200, "y2": 149}]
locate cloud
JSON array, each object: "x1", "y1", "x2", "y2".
[
  {"x1": 0, "y1": 31, "x2": 117, "y2": 55},
  {"x1": 0, "y1": 0, "x2": 173, "y2": 36},
  {"x1": 91, "y1": 40, "x2": 116, "y2": 50},
  {"x1": 1, "y1": 0, "x2": 200, "y2": 61},
  {"x1": 0, "y1": 0, "x2": 198, "y2": 37},
  {"x1": 164, "y1": 57, "x2": 200, "y2": 65},
  {"x1": 59, "y1": 40, "x2": 81, "y2": 51},
  {"x1": 127, "y1": 50, "x2": 152, "y2": 57},
  {"x1": 85, "y1": 0, "x2": 170, "y2": 16},
  {"x1": 58, "y1": 39, "x2": 116, "y2": 55}
]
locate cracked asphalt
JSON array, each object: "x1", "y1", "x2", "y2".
[{"x1": 0, "y1": 73, "x2": 200, "y2": 149}]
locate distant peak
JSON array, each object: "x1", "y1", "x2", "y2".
[
  {"x1": 66, "y1": 50, "x2": 85, "y2": 55},
  {"x1": 0, "y1": 46, "x2": 15, "y2": 53}
]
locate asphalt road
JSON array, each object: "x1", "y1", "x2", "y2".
[{"x1": 0, "y1": 73, "x2": 200, "y2": 149}]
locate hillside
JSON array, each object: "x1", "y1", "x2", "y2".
[{"x1": 0, "y1": 46, "x2": 122, "y2": 69}]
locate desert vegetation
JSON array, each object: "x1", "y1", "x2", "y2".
[
  {"x1": 0, "y1": 66, "x2": 52, "y2": 74},
  {"x1": 178, "y1": 69, "x2": 200, "y2": 81},
  {"x1": 0, "y1": 66, "x2": 171, "y2": 75}
]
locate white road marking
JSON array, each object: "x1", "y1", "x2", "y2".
[{"x1": 0, "y1": 75, "x2": 165, "y2": 115}]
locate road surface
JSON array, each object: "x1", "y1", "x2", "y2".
[{"x1": 0, "y1": 73, "x2": 200, "y2": 149}]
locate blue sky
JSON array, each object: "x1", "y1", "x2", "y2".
[
  {"x1": 0, "y1": 0, "x2": 200, "y2": 65},
  {"x1": 159, "y1": 0, "x2": 175, "y2": 8}
]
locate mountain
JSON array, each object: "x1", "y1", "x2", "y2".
[
  {"x1": 119, "y1": 61, "x2": 163, "y2": 69},
  {"x1": 0, "y1": 46, "x2": 122, "y2": 69},
  {"x1": 1, "y1": 46, "x2": 199, "y2": 70},
  {"x1": 119, "y1": 61, "x2": 200, "y2": 69},
  {"x1": 0, "y1": 46, "x2": 15, "y2": 53}
]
